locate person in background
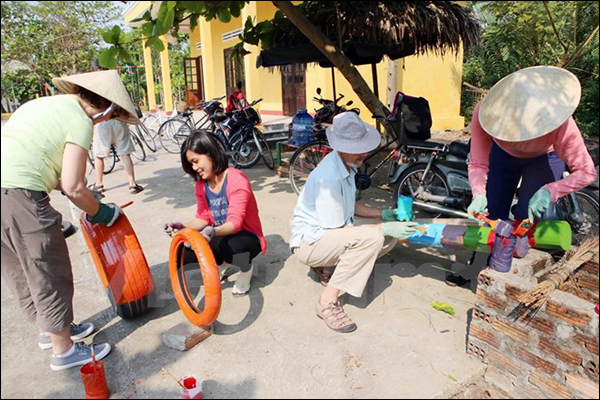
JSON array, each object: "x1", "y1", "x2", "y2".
[{"x1": 1, "y1": 69, "x2": 140, "y2": 370}]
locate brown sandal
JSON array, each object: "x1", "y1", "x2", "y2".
[
  {"x1": 311, "y1": 267, "x2": 335, "y2": 286},
  {"x1": 316, "y1": 300, "x2": 357, "y2": 333}
]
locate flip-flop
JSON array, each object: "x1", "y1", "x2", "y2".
[
  {"x1": 129, "y1": 184, "x2": 144, "y2": 194},
  {"x1": 445, "y1": 274, "x2": 471, "y2": 287}
]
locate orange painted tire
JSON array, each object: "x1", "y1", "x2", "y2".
[
  {"x1": 79, "y1": 212, "x2": 155, "y2": 319},
  {"x1": 169, "y1": 228, "x2": 221, "y2": 327}
]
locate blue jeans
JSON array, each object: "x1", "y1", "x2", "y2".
[{"x1": 486, "y1": 142, "x2": 565, "y2": 220}]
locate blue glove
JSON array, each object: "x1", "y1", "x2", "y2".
[
  {"x1": 381, "y1": 222, "x2": 419, "y2": 239},
  {"x1": 87, "y1": 203, "x2": 122, "y2": 227},
  {"x1": 200, "y1": 226, "x2": 216, "y2": 242},
  {"x1": 467, "y1": 194, "x2": 488, "y2": 220},
  {"x1": 528, "y1": 188, "x2": 552, "y2": 221},
  {"x1": 163, "y1": 222, "x2": 185, "y2": 238},
  {"x1": 381, "y1": 209, "x2": 398, "y2": 222}
]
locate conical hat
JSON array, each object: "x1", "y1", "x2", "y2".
[
  {"x1": 478, "y1": 66, "x2": 580, "y2": 142},
  {"x1": 52, "y1": 70, "x2": 140, "y2": 125}
]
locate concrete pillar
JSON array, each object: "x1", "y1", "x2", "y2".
[
  {"x1": 142, "y1": 35, "x2": 156, "y2": 111},
  {"x1": 159, "y1": 36, "x2": 174, "y2": 112}
]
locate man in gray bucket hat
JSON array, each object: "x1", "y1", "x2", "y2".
[
  {"x1": 290, "y1": 112, "x2": 418, "y2": 333},
  {"x1": 1, "y1": 69, "x2": 139, "y2": 370}
]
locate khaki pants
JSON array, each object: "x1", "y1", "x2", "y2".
[
  {"x1": 1, "y1": 189, "x2": 74, "y2": 333},
  {"x1": 295, "y1": 219, "x2": 396, "y2": 298}
]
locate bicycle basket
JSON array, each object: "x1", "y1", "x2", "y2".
[
  {"x1": 245, "y1": 107, "x2": 262, "y2": 125},
  {"x1": 204, "y1": 101, "x2": 223, "y2": 115}
]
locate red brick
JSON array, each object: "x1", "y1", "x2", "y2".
[
  {"x1": 493, "y1": 318, "x2": 529, "y2": 345},
  {"x1": 470, "y1": 324, "x2": 501, "y2": 349},
  {"x1": 520, "y1": 349, "x2": 557, "y2": 376},
  {"x1": 538, "y1": 337, "x2": 582, "y2": 367},
  {"x1": 580, "y1": 260, "x2": 599, "y2": 275},
  {"x1": 476, "y1": 289, "x2": 507, "y2": 313},
  {"x1": 487, "y1": 349, "x2": 522, "y2": 377},
  {"x1": 504, "y1": 283, "x2": 527, "y2": 302},
  {"x1": 529, "y1": 370, "x2": 572, "y2": 399},
  {"x1": 546, "y1": 301, "x2": 591, "y2": 329},
  {"x1": 572, "y1": 333, "x2": 600, "y2": 356},
  {"x1": 575, "y1": 273, "x2": 600, "y2": 292},
  {"x1": 527, "y1": 317, "x2": 554, "y2": 336},
  {"x1": 565, "y1": 373, "x2": 600, "y2": 399}
]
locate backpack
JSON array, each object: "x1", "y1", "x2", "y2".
[{"x1": 390, "y1": 92, "x2": 432, "y2": 141}]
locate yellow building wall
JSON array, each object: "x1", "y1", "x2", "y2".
[{"x1": 198, "y1": 17, "x2": 243, "y2": 101}]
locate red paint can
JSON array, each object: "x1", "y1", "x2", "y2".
[
  {"x1": 80, "y1": 360, "x2": 110, "y2": 399},
  {"x1": 179, "y1": 376, "x2": 203, "y2": 399}
]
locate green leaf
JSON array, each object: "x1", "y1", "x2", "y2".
[
  {"x1": 156, "y1": 1, "x2": 175, "y2": 36},
  {"x1": 145, "y1": 37, "x2": 165, "y2": 52},
  {"x1": 244, "y1": 15, "x2": 254, "y2": 31},
  {"x1": 111, "y1": 25, "x2": 122, "y2": 44},
  {"x1": 429, "y1": 302, "x2": 456, "y2": 316},
  {"x1": 447, "y1": 375, "x2": 457, "y2": 382},
  {"x1": 142, "y1": 22, "x2": 154, "y2": 38},
  {"x1": 102, "y1": 29, "x2": 117, "y2": 44},
  {"x1": 190, "y1": 14, "x2": 199, "y2": 33},
  {"x1": 230, "y1": 3, "x2": 241, "y2": 18},
  {"x1": 118, "y1": 46, "x2": 134, "y2": 65},
  {"x1": 184, "y1": 2, "x2": 206, "y2": 14},
  {"x1": 217, "y1": 9, "x2": 231, "y2": 23},
  {"x1": 98, "y1": 47, "x2": 118, "y2": 69}
]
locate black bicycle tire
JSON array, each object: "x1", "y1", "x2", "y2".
[
  {"x1": 231, "y1": 130, "x2": 261, "y2": 169},
  {"x1": 131, "y1": 131, "x2": 147, "y2": 161},
  {"x1": 255, "y1": 129, "x2": 275, "y2": 170},
  {"x1": 136, "y1": 124, "x2": 157, "y2": 152},
  {"x1": 394, "y1": 164, "x2": 451, "y2": 219},
  {"x1": 288, "y1": 139, "x2": 332, "y2": 195}
]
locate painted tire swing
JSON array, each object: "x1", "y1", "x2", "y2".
[
  {"x1": 169, "y1": 228, "x2": 222, "y2": 327},
  {"x1": 79, "y1": 207, "x2": 155, "y2": 319}
]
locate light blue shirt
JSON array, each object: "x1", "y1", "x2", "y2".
[{"x1": 290, "y1": 150, "x2": 357, "y2": 249}]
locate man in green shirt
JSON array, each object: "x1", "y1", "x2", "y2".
[{"x1": 1, "y1": 70, "x2": 139, "y2": 370}]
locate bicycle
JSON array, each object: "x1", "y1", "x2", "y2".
[
  {"x1": 211, "y1": 98, "x2": 275, "y2": 170},
  {"x1": 87, "y1": 129, "x2": 146, "y2": 174},
  {"x1": 158, "y1": 96, "x2": 226, "y2": 154}
]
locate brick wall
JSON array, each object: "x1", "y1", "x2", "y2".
[{"x1": 467, "y1": 249, "x2": 599, "y2": 399}]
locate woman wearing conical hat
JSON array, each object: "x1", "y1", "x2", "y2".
[
  {"x1": 1, "y1": 70, "x2": 139, "y2": 370},
  {"x1": 467, "y1": 66, "x2": 597, "y2": 227}
]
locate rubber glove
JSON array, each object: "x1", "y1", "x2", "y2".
[
  {"x1": 381, "y1": 209, "x2": 398, "y2": 222},
  {"x1": 200, "y1": 226, "x2": 216, "y2": 242},
  {"x1": 467, "y1": 194, "x2": 488, "y2": 220},
  {"x1": 87, "y1": 203, "x2": 122, "y2": 227},
  {"x1": 528, "y1": 188, "x2": 552, "y2": 221},
  {"x1": 381, "y1": 221, "x2": 419, "y2": 239},
  {"x1": 163, "y1": 222, "x2": 185, "y2": 238}
]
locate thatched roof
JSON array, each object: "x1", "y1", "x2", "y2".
[{"x1": 267, "y1": 1, "x2": 482, "y2": 57}]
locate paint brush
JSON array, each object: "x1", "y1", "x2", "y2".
[
  {"x1": 162, "y1": 367, "x2": 187, "y2": 390},
  {"x1": 471, "y1": 211, "x2": 500, "y2": 230}
]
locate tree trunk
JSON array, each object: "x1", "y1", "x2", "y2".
[{"x1": 271, "y1": 1, "x2": 389, "y2": 121}]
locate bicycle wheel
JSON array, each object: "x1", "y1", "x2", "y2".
[
  {"x1": 159, "y1": 119, "x2": 188, "y2": 154},
  {"x1": 88, "y1": 150, "x2": 116, "y2": 174},
  {"x1": 556, "y1": 188, "x2": 599, "y2": 245},
  {"x1": 135, "y1": 124, "x2": 157, "y2": 152},
  {"x1": 130, "y1": 131, "x2": 146, "y2": 161},
  {"x1": 142, "y1": 113, "x2": 160, "y2": 138},
  {"x1": 394, "y1": 164, "x2": 451, "y2": 219},
  {"x1": 254, "y1": 129, "x2": 275, "y2": 170},
  {"x1": 289, "y1": 139, "x2": 333, "y2": 195},
  {"x1": 230, "y1": 130, "x2": 261, "y2": 169}
]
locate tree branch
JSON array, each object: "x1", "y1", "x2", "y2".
[
  {"x1": 563, "y1": 25, "x2": 599, "y2": 69},
  {"x1": 543, "y1": 1, "x2": 568, "y2": 53}
]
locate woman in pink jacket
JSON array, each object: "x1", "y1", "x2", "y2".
[
  {"x1": 467, "y1": 66, "x2": 596, "y2": 223},
  {"x1": 165, "y1": 131, "x2": 267, "y2": 296}
]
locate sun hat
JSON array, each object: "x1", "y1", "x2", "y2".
[
  {"x1": 478, "y1": 66, "x2": 580, "y2": 142},
  {"x1": 326, "y1": 112, "x2": 381, "y2": 154},
  {"x1": 52, "y1": 70, "x2": 140, "y2": 125}
]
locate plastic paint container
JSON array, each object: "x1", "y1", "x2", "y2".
[
  {"x1": 179, "y1": 376, "x2": 203, "y2": 399},
  {"x1": 80, "y1": 360, "x2": 110, "y2": 399},
  {"x1": 397, "y1": 196, "x2": 414, "y2": 221}
]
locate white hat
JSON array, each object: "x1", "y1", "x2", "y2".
[
  {"x1": 478, "y1": 66, "x2": 580, "y2": 142},
  {"x1": 326, "y1": 112, "x2": 381, "y2": 154},
  {"x1": 52, "y1": 70, "x2": 140, "y2": 125}
]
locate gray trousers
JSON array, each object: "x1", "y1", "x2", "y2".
[{"x1": 1, "y1": 189, "x2": 74, "y2": 333}]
